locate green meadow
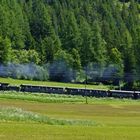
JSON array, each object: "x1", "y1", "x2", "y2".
[
  {"x1": 0, "y1": 92, "x2": 140, "y2": 140},
  {"x1": 0, "y1": 77, "x2": 109, "y2": 89}
]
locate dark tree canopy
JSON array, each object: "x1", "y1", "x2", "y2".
[{"x1": 0, "y1": 0, "x2": 140, "y2": 88}]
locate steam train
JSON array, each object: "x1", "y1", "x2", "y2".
[{"x1": 0, "y1": 82, "x2": 140, "y2": 99}]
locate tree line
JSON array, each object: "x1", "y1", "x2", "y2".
[{"x1": 0, "y1": 0, "x2": 140, "y2": 89}]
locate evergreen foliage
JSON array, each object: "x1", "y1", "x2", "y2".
[{"x1": 0, "y1": 0, "x2": 139, "y2": 89}]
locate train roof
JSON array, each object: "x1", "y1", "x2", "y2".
[{"x1": 110, "y1": 90, "x2": 140, "y2": 94}]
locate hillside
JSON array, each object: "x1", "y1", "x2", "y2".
[{"x1": 0, "y1": 0, "x2": 140, "y2": 88}]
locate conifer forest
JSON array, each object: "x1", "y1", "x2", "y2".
[{"x1": 0, "y1": 0, "x2": 140, "y2": 89}]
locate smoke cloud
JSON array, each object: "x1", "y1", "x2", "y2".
[
  {"x1": 0, "y1": 62, "x2": 137, "y2": 84},
  {"x1": 0, "y1": 63, "x2": 48, "y2": 81}
]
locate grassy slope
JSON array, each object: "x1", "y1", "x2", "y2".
[
  {"x1": 0, "y1": 92, "x2": 140, "y2": 140},
  {"x1": 0, "y1": 77, "x2": 109, "y2": 89}
]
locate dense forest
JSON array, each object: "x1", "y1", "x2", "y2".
[{"x1": 0, "y1": 0, "x2": 140, "y2": 89}]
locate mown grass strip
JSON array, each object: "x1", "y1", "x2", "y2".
[
  {"x1": 0, "y1": 106, "x2": 98, "y2": 126},
  {"x1": 0, "y1": 91, "x2": 85, "y2": 103},
  {"x1": 0, "y1": 91, "x2": 140, "y2": 105}
]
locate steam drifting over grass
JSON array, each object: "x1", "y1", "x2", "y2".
[{"x1": 0, "y1": 63, "x2": 49, "y2": 81}]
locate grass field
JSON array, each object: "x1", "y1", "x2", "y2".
[
  {"x1": 0, "y1": 92, "x2": 140, "y2": 140},
  {"x1": 0, "y1": 77, "x2": 109, "y2": 89}
]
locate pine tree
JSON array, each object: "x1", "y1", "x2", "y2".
[
  {"x1": 79, "y1": 16, "x2": 94, "y2": 66},
  {"x1": 92, "y1": 20, "x2": 106, "y2": 68},
  {"x1": 0, "y1": 37, "x2": 12, "y2": 64}
]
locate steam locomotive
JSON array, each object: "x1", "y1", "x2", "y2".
[{"x1": 0, "y1": 82, "x2": 140, "y2": 99}]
